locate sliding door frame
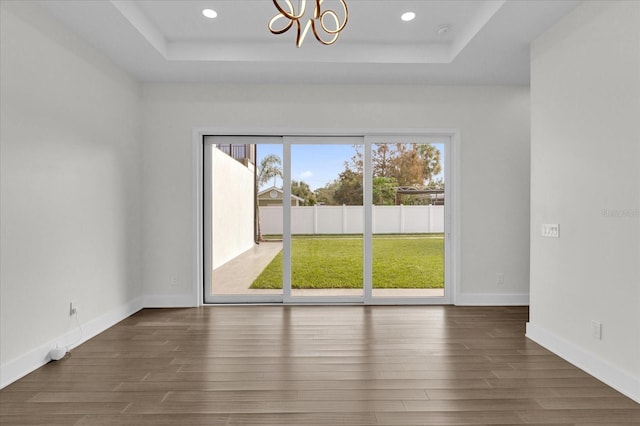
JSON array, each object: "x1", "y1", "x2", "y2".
[
  {"x1": 193, "y1": 128, "x2": 460, "y2": 306},
  {"x1": 203, "y1": 136, "x2": 284, "y2": 304},
  {"x1": 283, "y1": 136, "x2": 366, "y2": 304},
  {"x1": 364, "y1": 135, "x2": 453, "y2": 305}
]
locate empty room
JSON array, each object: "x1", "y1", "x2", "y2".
[{"x1": 1, "y1": 0, "x2": 638, "y2": 424}]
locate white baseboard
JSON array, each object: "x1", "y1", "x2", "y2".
[
  {"x1": 0, "y1": 297, "x2": 144, "y2": 389},
  {"x1": 455, "y1": 293, "x2": 529, "y2": 306},
  {"x1": 143, "y1": 293, "x2": 197, "y2": 308},
  {"x1": 526, "y1": 322, "x2": 640, "y2": 403}
]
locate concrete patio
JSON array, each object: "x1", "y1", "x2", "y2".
[{"x1": 211, "y1": 241, "x2": 283, "y2": 295}]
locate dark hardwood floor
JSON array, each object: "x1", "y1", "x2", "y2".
[{"x1": 1, "y1": 306, "x2": 638, "y2": 425}]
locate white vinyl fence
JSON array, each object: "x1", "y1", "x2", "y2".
[{"x1": 260, "y1": 205, "x2": 444, "y2": 235}]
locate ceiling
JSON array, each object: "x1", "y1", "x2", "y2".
[{"x1": 36, "y1": 0, "x2": 580, "y2": 85}]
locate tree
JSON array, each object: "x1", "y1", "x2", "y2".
[
  {"x1": 337, "y1": 143, "x2": 442, "y2": 205},
  {"x1": 256, "y1": 154, "x2": 283, "y2": 242},
  {"x1": 314, "y1": 143, "x2": 442, "y2": 207},
  {"x1": 417, "y1": 144, "x2": 442, "y2": 183},
  {"x1": 389, "y1": 143, "x2": 424, "y2": 186},
  {"x1": 315, "y1": 181, "x2": 339, "y2": 205},
  {"x1": 372, "y1": 144, "x2": 394, "y2": 178},
  {"x1": 347, "y1": 143, "x2": 442, "y2": 186},
  {"x1": 426, "y1": 178, "x2": 444, "y2": 190},
  {"x1": 333, "y1": 169, "x2": 363, "y2": 205},
  {"x1": 291, "y1": 180, "x2": 317, "y2": 206},
  {"x1": 257, "y1": 154, "x2": 283, "y2": 188},
  {"x1": 372, "y1": 176, "x2": 398, "y2": 205},
  {"x1": 346, "y1": 145, "x2": 364, "y2": 175}
]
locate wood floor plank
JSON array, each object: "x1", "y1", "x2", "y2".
[
  {"x1": 297, "y1": 389, "x2": 429, "y2": 401},
  {"x1": 169, "y1": 354, "x2": 492, "y2": 365},
  {"x1": 123, "y1": 399, "x2": 406, "y2": 414},
  {"x1": 535, "y1": 396, "x2": 640, "y2": 410},
  {"x1": 27, "y1": 391, "x2": 166, "y2": 403},
  {"x1": 113, "y1": 378, "x2": 494, "y2": 392},
  {"x1": 550, "y1": 386, "x2": 628, "y2": 398},
  {"x1": 425, "y1": 388, "x2": 557, "y2": 400},
  {"x1": 174, "y1": 360, "x2": 504, "y2": 372},
  {"x1": 163, "y1": 390, "x2": 300, "y2": 402},
  {"x1": 491, "y1": 368, "x2": 591, "y2": 379},
  {"x1": 401, "y1": 398, "x2": 544, "y2": 411},
  {"x1": 0, "y1": 391, "x2": 38, "y2": 403},
  {"x1": 486, "y1": 377, "x2": 607, "y2": 388},
  {"x1": 0, "y1": 414, "x2": 85, "y2": 425},
  {"x1": 374, "y1": 410, "x2": 527, "y2": 425},
  {"x1": 226, "y1": 412, "x2": 378, "y2": 425},
  {"x1": 74, "y1": 414, "x2": 229, "y2": 425},
  {"x1": 1, "y1": 381, "x2": 122, "y2": 392},
  {"x1": 1, "y1": 306, "x2": 638, "y2": 425},
  {"x1": 0, "y1": 402, "x2": 130, "y2": 415},
  {"x1": 517, "y1": 408, "x2": 640, "y2": 424}
]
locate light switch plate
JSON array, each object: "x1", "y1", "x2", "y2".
[{"x1": 541, "y1": 224, "x2": 559, "y2": 238}]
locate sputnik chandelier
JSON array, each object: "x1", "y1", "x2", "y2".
[{"x1": 268, "y1": 0, "x2": 349, "y2": 47}]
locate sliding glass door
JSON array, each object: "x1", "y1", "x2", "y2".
[
  {"x1": 204, "y1": 136, "x2": 284, "y2": 303},
  {"x1": 286, "y1": 138, "x2": 364, "y2": 302},
  {"x1": 204, "y1": 134, "x2": 452, "y2": 304},
  {"x1": 367, "y1": 137, "x2": 449, "y2": 304}
]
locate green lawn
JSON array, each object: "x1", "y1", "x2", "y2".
[{"x1": 250, "y1": 234, "x2": 444, "y2": 289}]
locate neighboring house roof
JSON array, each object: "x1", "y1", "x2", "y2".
[{"x1": 257, "y1": 186, "x2": 305, "y2": 202}]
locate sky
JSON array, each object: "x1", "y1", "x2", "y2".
[
  {"x1": 257, "y1": 143, "x2": 445, "y2": 191},
  {"x1": 257, "y1": 144, "x2": 356, "y2": 191}
]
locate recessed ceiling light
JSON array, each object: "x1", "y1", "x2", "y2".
[
  {"x1": 202, "y1": 9, "x2": 217, "y2": 19},
  {"x1": 401, "y1": 12, "x2": 416, "y2": 22}
]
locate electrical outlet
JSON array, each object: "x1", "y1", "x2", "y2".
[
  {"x1": 591, "y1": 320, "x2": 602, "y2": 340},
  {"x1": 170, "y1": 274, "x2": 179, "y2": 288},
  {"x1": 69, "y1": 301, "x2": 78, "y2": 316},
  {"x1": 496, "y1": 273, "x2": 505, "y2": 286}
]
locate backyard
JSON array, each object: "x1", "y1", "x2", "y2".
[{"x1": 251, "y1": 234, "x2": 444, "y2": 289}]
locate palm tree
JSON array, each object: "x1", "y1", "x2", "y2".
[{"x1": 256, "y1": 154, "x2": 282, "y2": 242}]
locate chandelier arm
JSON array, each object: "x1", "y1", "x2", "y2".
[
  {"x1": 273, "y1": 0, "x2": 306, "y2": 20},
  {"x1": 269, "y1": 14, "x2": 294, "y2": 35},
  {"x1": 311, "y1": 19, "x2": 339, "y2": 45},
  {"x1": 295, "y1": 19, "x2": 307, "y2": 48},
  {"x1": 319, "y1": 10, "x2": 340, "y2": 35},
  {"x1": 320, "y1": 0, "x2": 348, "y2": 34},
  {"x1": 313, "y1": 0, "x2": 322, "y2": 19}
]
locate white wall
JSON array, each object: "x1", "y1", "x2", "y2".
[
  {"x1": 528, "y1": 1, "x2": 640, "y2": 401},
  {"x1": 0, "y1": 2, "x2": 143, "y2": 387},
  {"x1": 211, "y1": 149, "x2": 255, "y2": 270},
  {"x1": 141, "y1": 84, "x2": 531, "y2": 305}
]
